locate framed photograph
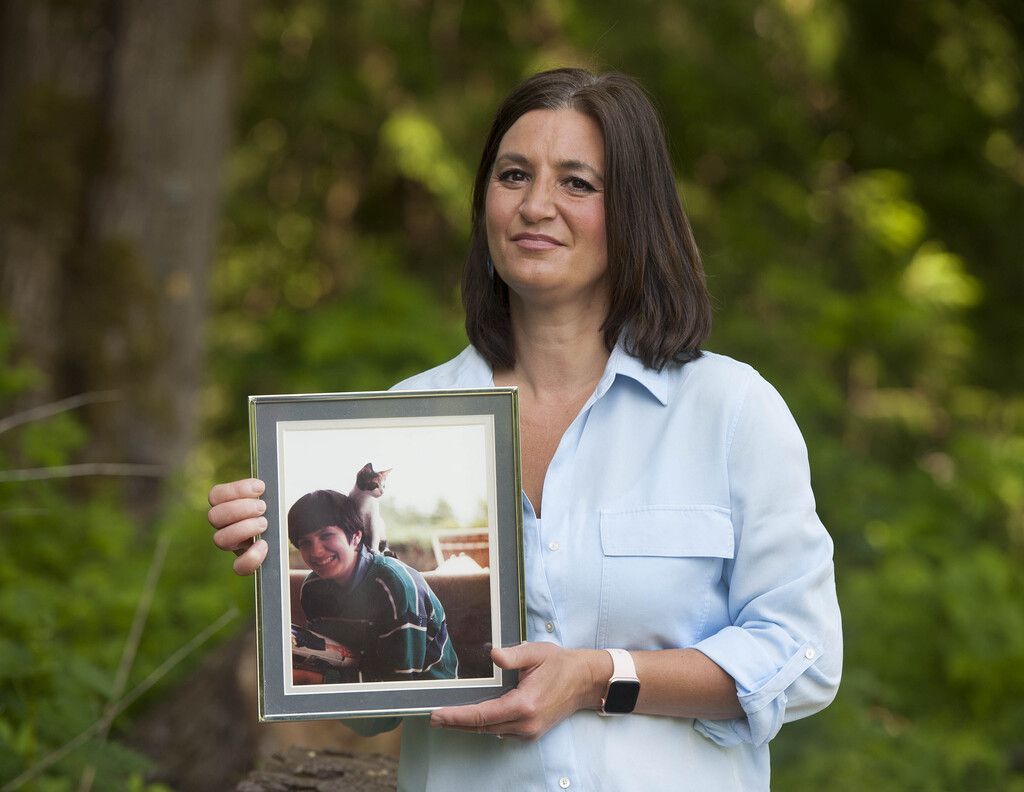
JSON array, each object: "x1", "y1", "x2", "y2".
[{"x1": 249, "y1": 388, "x2": 524, "y2": 721}]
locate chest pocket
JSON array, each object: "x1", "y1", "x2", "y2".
[{"x1": 597, "y1": 506, "x2": 734, "y2": 650}]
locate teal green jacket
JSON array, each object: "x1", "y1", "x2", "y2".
[{"x1": 300, "y1": 547, "x2": 459, "y2": 682}]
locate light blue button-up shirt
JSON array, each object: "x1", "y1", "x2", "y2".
[{"x1": 360, "y1": 343, "x2": 841, "y2": 791}]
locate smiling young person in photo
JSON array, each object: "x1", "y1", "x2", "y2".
[
  {"x1": 285, "y1": 489, "x2": 458, "y2": 684},
  {"x1": 208, "y1": 69, "x2": 842, "y2": 791}
]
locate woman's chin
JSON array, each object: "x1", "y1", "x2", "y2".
[{"x1": 505, "y1": 278, "x2": 611, "y2": 315}]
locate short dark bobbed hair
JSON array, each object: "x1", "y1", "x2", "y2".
[
  {"x1": 462, "y1": 68, "x2": 712, "y2": 372},
  {"x1": 287, "y1": 490, "x2": 363, "y2": 545}
]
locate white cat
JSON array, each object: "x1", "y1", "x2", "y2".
[{"x1": 349, "y1": 462, "x2": 394, "y2": 556}]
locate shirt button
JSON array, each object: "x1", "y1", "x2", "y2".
[
  {"x1": 548, "y1": 540, "x2": 560, "y2": 551},
  {"x1": 559, "y1": 778, "x2": 571, "y2": 789},
  {"x1": 805, "y1": 647, "x2": 816, "y2": 660},
  {"x1": 545, "y1": 622, "x2": 555, "y2": 633}
]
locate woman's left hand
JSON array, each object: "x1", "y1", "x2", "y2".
[{"x1": 430, "y1": 642, "x2": 609, "y2": 740}]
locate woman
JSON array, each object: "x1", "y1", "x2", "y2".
[{"x1": 208, "y1": 69, "x2": 841, "y2": 791}]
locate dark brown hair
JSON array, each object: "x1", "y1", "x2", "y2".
[
  {"x1": 287, "y1": 490, "x2": 363, "y2": 545},
  {"x1": 462, "y1": 68, "x2": 711, "y2": 371}
]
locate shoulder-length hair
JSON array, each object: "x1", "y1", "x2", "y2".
[{"x1": 462, "y1": 68, "x2": 712, "y2": 372}]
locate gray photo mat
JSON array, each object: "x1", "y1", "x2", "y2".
[{"x1": 250, "y1": 388, "x2": 524, "y2": 721}]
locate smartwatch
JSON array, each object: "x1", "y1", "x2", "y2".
[{"x1": 599, "y1": 648, "x2": 640, "y2": 716}]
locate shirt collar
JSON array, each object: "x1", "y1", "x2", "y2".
[
  {"x1": 462, "y1": 341, "x2": 670, "y2": 406},
  {"x1": 599, "y1": 340, "x2": 670, "y2": 406},
  {"x1": 454, "y1": 345, "x2": 497, "y2": 388}
]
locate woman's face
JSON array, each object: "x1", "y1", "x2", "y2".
[
  {"x1": 485, "y1": 108, "x2": 608, "y2": 310},
  {"x1": 294, "y1": 525, "x2": 362, "y2": 583}
]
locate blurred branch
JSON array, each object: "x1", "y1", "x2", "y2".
[
  {"x1": 0, "y1": 606, "x2": 240, "y2": 792},
  {"x1": 0, "y1": 463, "x2": 164, "y2": 482},
  {"x1": 0, "y1": 390, "x2": 121, "y2": 437},
  {"x1": 79, "y1": 533, "x2": 171, "y2": 792}
]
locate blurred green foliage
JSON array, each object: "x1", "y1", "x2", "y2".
[
  {"x1": 0, "y1": 330, "x2": 207, "y2": 789},
  {"x1": 3, "y1": 0, "x2": 1023, "y2": 788},
  {"x1": 382, "y1": 498, "x2": 490, "y2": 550}
]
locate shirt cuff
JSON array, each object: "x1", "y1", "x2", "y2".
[{"x1": 691, "y1": 625, "x2": 822, "y2": 748}]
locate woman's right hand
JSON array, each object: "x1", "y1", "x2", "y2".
[{"x1": 208, "y1": 478, "x2": 269, "y2": 575}]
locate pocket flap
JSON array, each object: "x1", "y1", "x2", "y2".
[{"x1": 599, "y1": 506, "x2": 735, "y2": 559}]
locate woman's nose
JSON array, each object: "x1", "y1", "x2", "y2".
[{"x1": 518, "y1": 179, "x2": 557, "y2": 223}]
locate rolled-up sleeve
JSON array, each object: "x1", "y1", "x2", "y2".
[{"x1": 692, "y1": 371, "x2": 842, "y2": 747}]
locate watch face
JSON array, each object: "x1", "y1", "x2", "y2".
[{"x1": 604, "y1": 680, "x2": 641, "y2": 714}]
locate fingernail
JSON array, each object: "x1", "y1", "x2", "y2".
[
  {"x1": 256, "y1": 499, "x2": 267, "y2": 515},
  {"x1": 250, "y1": 479, "x2": 264, "y2": 495},
  {"x1": 257, "y1": 517, "x2": 268, "y2": 531}
]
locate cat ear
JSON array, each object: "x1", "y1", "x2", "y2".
[
  {"x1": 378, "y1": 468, "x2": 392, "y2": 481},
  {"x1": 360, "y1": 462, "x2": 374, "y2": 473}
]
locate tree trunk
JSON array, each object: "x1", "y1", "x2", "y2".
[{"x1": 0, "y1": 0, "x2": 242, "y2": 514}]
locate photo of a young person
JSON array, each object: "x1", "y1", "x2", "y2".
[{"x1": 287, "y1": 489, "x2": 459, "y2": 685}]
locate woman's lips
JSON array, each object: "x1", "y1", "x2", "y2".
[{"x1": 512, "y1": 233, "x2": 562, "y2": 250}]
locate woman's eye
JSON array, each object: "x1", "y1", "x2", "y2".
[
  {"x1": 566, "y1": 176, "x2": 596, "y2": 192},
  {"x1": 497, "y1": 168, "x2": 528, "y2": 183}
]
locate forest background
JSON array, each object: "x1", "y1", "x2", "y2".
[{"x1": 1, "y1": 0, "x2": 1022, "y2": 790}]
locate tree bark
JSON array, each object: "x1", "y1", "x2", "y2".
[
  {"x1": 0, "y1": 1, "x2": 106, "y2": 387},
  {"x1": 0, "y1": 0, "x2": 242, "y2": 514}
]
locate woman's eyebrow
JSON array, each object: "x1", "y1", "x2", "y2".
[{"x1": 495, "y1": 152, "x2": 604, "y2": 181}]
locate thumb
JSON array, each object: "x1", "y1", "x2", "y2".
[{"x1": 491, "y1": 642, "x2": 540, "y2": 670}]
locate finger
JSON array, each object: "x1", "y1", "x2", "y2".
[
  {"x1": 232, "y1": 538, "x2": 268, "y2": 576},
  {"x1": 491, "y1": 642, "x2": 540, "y2": 670},
  {"x1": 439, "y1": 716, "x2": 535, "y2": 739},
  {"x1": 431, "y1": 695, "x2": 523, "y2": 730},
  {"x1": 208, "y1": 496, "x2": 266, "y2": 530},
  {"x1": 208, "y1": 478, "x2": 264, "y2": 507},
  {"x1": 442, "y1": 724, "x2": 525, "y2": 739},
  {"x1": 212, "y1": 516, "x2": 268, "y2": 551}
]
